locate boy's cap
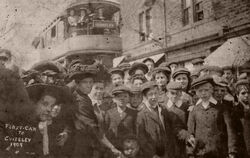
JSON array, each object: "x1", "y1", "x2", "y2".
[
  {"x1": 111, "y1": 85, "x2": 131, "y2": 96},
  {"x1": 109, "y1": 67, "x2": 125, "y2": 76},
  {"x1": 191, "y1": 58, "x2": 204, "y2": 65},
  {"x1": 117, "y1": 62, "x2": 131, "y2": 71},
  {"x1": 191, "y1": 75, "x2": 215, "y2": 89},
  {"x1": 166, "y1": 82, "x2": 182, "y2": 90},
  {"x1": 141, "y1": 81, "x2": 158, "y2": 94},
  {"x1": 235, "y1": 79, "x2": 249, "y2": 88},
  {"x1": 172, "y1": 67, "x2": 190, "y2": 79},
  {"x1": 152, "y1": 67, "x2": 171, "y2": 77},
  {"x1": 130, "y1": 85, "x2": 142, "y2": 94}
]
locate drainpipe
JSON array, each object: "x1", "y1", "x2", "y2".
[{"x1": 163, "y1": 0, "x2": 168, "y2": 60}]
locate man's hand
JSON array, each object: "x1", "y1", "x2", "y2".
[{"x1": 56, "y1": 132, "x2": 68, "y2": 146}]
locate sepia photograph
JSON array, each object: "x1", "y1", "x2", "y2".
[{"x1": 0, "y1": 0, "x2": 250, "y2": 157}]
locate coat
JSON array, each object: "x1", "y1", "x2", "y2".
[
  {"x1": 104, "y1": 106, "x2": 137, "y2": 150},
  {"x1": 136, "y1": 103, "x2": 189, "y2": 158},
  {"x1": 187, "y1": 100, "x2": 237, "y2": 157},
  {"x1": 232, "y1": 102, "x2": 250, "y2": 158}
]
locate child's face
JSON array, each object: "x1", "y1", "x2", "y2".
[
  {"x1": 113, "y1": 92, "x2": 130, "y2": 108},
  {"x1": 195, "y1": 83, "x2": 213, "y2": 102},
  {"x1": 131, "y1": 93, "x2": 143, "y2": 108},
  {"x1": 167, "y1": 89, "x2": 182, "y2": 103},
  {"x1": 123, "y1": 139, "x2": 139, "y2": 158}
]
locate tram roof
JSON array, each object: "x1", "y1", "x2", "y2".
[{"x1": 67, "y1": 0, "x2": 120, "y2": 10}]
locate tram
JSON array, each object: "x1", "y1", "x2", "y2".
[{"x1": 32, "y1": 0, "x2": 122, "y2": 68}]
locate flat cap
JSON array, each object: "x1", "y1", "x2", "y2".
[
  {"x1": 109, "y1": 67, "x2": 125, "y2": 77},
  {"x1": 68, "y1": 63, "x2": 98, "y2": 80},
  {"x1": 111, "y1": 85, "x2": 131, "y2": 96},
  {"x1": 191, "y1": 58, "x2": 204, "y2": 65},
  {"x1": 131, "y1": 74, "x2": 147, "y2": 83},
  {"x1": 141, "y1": 81, "x2": 158, "y2": 94},
  {"x1": 152, "y1": 67, "x2": 171, "y2": 77},
  {"x1": 166, "y1": 82, "x2": 182, "y2": 90},
  {"x1": 130, "y1": 85, "x2": 142, "y2": 94},
  {"x1": 129, "y1": 62, "x2": 149, "y2": 76},
  {"x1": 191, "y1": 75, "x2": 215, "y2": 89},
  {"x1": 172, "y1": 67, "x2": 190, "y2": 79},
  {"x1": 117, "y1": 62, "x2": 131, "y2": 71},
  {"x1": 143, "y1": 58, "x2": 155, "y2": 64},
  {"x1": 235, "y1": 79, "x2": 249, "y2": 88}
]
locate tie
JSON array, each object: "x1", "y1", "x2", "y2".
[{"x1": 39, "y1": 121, "x2": 49, "y2": 155}]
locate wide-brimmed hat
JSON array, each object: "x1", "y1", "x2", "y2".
[
  {"x1": 32, "y1": 60, "x2": 61, "y2": 74},
  {"x1": 26, "y1": 83, "x2": 72, "y2": 103},
  {"x1": 172, "y1": 67, "x2": 190, "y2": 79},
  {"x1": 191, "y1": 75, "x2": 215, "y2": 89},
  {"x1": 68, "y1": 61, "x2": 98, "y2": 80},
  {"x1": 129, "y1": 62, "x2": 149, "y2": 76}
]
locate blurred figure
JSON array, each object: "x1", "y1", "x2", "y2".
[
  {"x1": 143, "y1": 58, "x2": 155, "y2": 81},
  {"x1": 118, "y1": 63, "x2": 131, "y2": 86},
  {"x1": 129, "y1": 86, "x2": 144, "y2": 111},
  {"x1": 129, "y1": 62, "x2": 148, "y2": 77},
  {"x1": 121, "y1": 134, "x2": 143, "y2": 158}
]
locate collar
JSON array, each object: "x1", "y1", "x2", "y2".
[
  {"x1": 88, "y1": 94, "x2": 102, "y2": 106},
  {"x1": 167, "y1": 99, "x2": 183, "y2": 108},
  {"x1": 117, "y1": 105, "x2": 127, "y2": 114},
  {"x1": 196, "y1": 97, "x2": 217, "y2": 105}
]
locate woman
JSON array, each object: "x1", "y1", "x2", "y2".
[
  {"x1": 232, "y1": 79, "x2": 250, "y2": 158},
  {"x1": 151, "y1": 66, "x2": 171, "y2": 106}
]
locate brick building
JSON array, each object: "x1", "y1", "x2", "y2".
[{"x1": 117, "y1": 0, "x2": 250, "y2": 70}]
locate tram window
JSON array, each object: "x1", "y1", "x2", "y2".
[{"x1": 51, "y1": 26, "x2": 56, "y2": 38}]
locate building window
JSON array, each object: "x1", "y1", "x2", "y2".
[
  {"x1": 139, "y1": 8, "x2": 152, "y2": 42},
  {"x1": 193, "y1": 0, "x2": 204, "y2": 22},
  {"x1": 145, "y1": 8, "x2": 152, "y2": 37},
  {"x1": 51, "y1": 26, "x2": 56, "y2": 38},
  {"x1": 183, "y1": 0, "x2": 191, "y2": 25}
]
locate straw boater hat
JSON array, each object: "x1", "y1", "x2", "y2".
[{"x1": 129, "y1": 62, "x2": 149, "y2": 76}]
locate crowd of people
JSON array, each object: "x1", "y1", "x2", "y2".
[{"x1": 0, "y1": 48, "x2": 250, "y2": 158}]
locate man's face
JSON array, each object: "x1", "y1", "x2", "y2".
[
  {"x1": 167, "y1": 89, "x2": 182, "y2": 103},
  {"x1": 155, "y1": 72, "x2": 168, "y2": 87},
  {"x1": 145, "y1": 87, "x2": 159, "y2": 108},
  {"x1": 133, "y1": 79, "x2": 143, "y2": 87},
  {"x1": 123, "y1": 139, "x2": 140, "y2": 158},
  {"x1": 113, "y1": 92, "x2": 130, "y2": 108},
  {"x1": 145, "y1": 61, "x2": 154, "y2": 72},
  {"x1": 213, "y1": 86, "x2": 227, "y2": 101},
  {"x1": 91, "y1": 82, "x2": 104, "y2": 100},
  {"x1": 223, "y1": 70, "x2": 233, "y2": 81},
  {"x1": 36, "y1": 95, "x2": 57, "y2": 121},
  {"x1": 112, "y1": 74, "x2": 124, "y2": 86},
  {"x1": 238, "y1": 87, "x2": 250, "y2": 104},
  {"x1": 131, "y1": 93, "x2": 143, "y2": 108},
  {"x1": 134, "y1": 69, "x2": 145, "y2": 76},
  {"x1": 78, "y1": 77, "x2": 94, "y2": 94},
  {"x1": 195, "y1": 83, "x2": 213, "y2": 102},
  {"x1": 170, "y1": 64, "x2": 178, "y2": 72},
  {"x1": 175, "y1": 74, "x2": 189, "y2": 90}
]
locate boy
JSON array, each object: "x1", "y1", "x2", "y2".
[
  {"x1": 104, "y1": 85, "x2": 137, "y2": 156},
  {"x1": 188, "y1": 75, "x2": 236, "y2": 158}
]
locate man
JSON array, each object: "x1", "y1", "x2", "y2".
[
  {"x1": 143, "y1": 58, "x2": 155, "y2": 81},
  {"x1": 68, "y1": 62, "x2": 121, "y2": 158},
  {"x1": 109, "y1": 67, "x2": 125, "y2": 87},
  {"x1": 136, "y1": 81, "x2": 194, "y2": 158},
  {"x1": 188, "y1": 75, "x2": 237, "y2": 158},
  {"x1": 129, "y1": 86, "x2": 144, "y2": 111}
]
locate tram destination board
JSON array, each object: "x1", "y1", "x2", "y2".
[{"x1": 92, "y1": 20, "x2": 116, "y2": 29}]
